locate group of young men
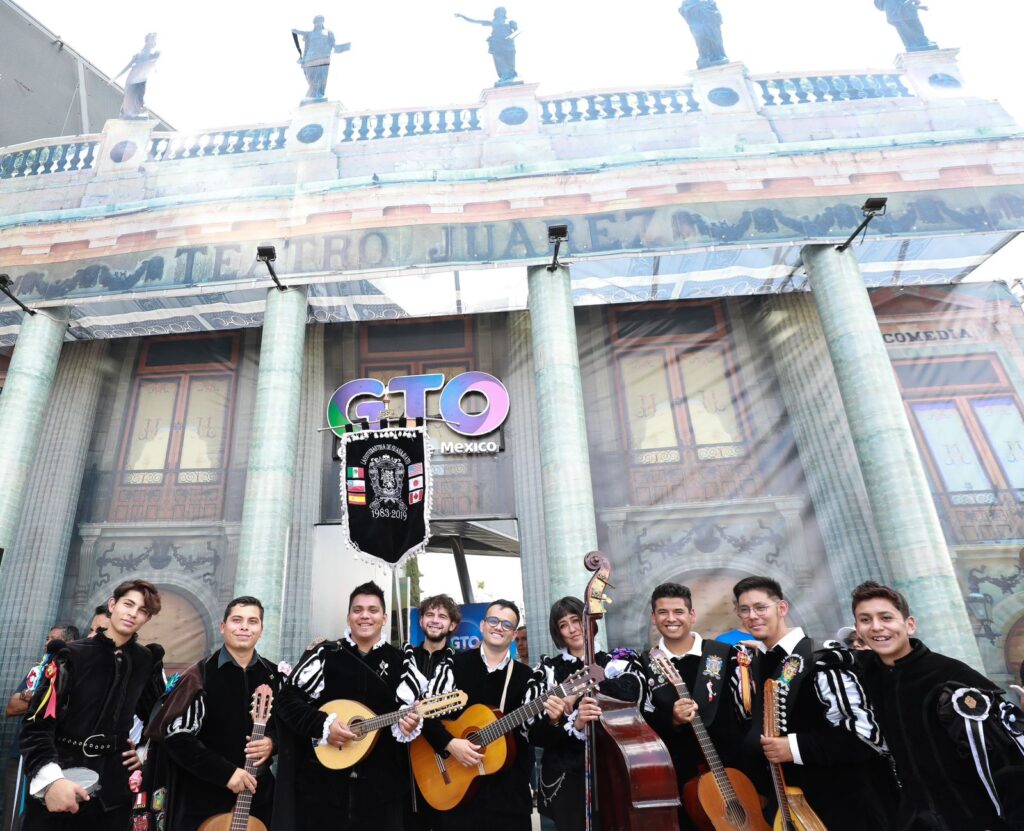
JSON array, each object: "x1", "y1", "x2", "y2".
[{"x1": 13, "y1": 574, "x2": 1024, "y2": 831}]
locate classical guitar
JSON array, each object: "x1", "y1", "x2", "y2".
[
  {"x1": 410, "y1": 664, "x2": 604, "y2": 811},
  {"x1": 763, "y1": 679, "x2": 827, "y2": 831},
  {"x1": 649, "y1": 649, "x2": 769, "y2": 831},
  {"x1": 315, "y1": 689, "x2": 468, "y2": 770},
  {"x1": 198, "y1": 684, "x2": 273, "y2": 831}
]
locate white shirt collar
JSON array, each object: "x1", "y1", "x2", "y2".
[
  {"x1": 480, "y1": 645, "x2": 512, "y2": 672},
  {"x1": 774, "y1": 627, "x2": 806, "y2": 656},
  {"x1": 657, "y1": 632, "x2": 703, "y2": 659},
  {"x1": 558, "y1": 648, "x2": 580, "y2": 663},
  {"x1": 343, "y1": 627, "x2": 387, "y2": 652}
]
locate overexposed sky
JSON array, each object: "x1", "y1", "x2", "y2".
[{"x1": 15, "y1": 0, "x2": 1024, "y2": 131}]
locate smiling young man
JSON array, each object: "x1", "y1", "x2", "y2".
[
  {"x1": 639, "y1": 583, "x2": 739, "y2": 831},
  {"x1": 146, "y1": 596, "x2": 281, "y2": 831},
  {"x1": 273, "y1": 581, "x2": 417, "y2": 831},
  {"x1": 401, "y1": 594, "x2": 462, "y2": 831},
  {"x1": 424, "y1": 599, "x2": 542, "y2": 831},
  {"x1": 731, "y1": 576, "x2": 895, "y2": 830},
  {"x1": 852, "y1": 581, "x2": 1024, "y2": 830},
  {"x1": 19, "y1": 579, "x2": 164, "y2": 831}
]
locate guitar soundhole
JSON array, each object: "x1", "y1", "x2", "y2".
[
  {"x1": 725, "y1": 799, "x2": 747, "y2": 826},
  {"x1": 348, "y1": 717, "x2": 366, "y2": 740}
]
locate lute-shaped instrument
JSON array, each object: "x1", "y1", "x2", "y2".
[
  {"x1": 763, "y1": 679, "x2": 827, "y2": 831},
  {"x1": 649, "y1": 649, "x2": 769, "y2": 831},
  {"x1": 315, "y1": 689, "x2": 468, "y2": 769}
]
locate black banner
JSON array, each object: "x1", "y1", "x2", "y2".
[{"x1": 339, "y1": 426, "x2": 430, "y2": 568}]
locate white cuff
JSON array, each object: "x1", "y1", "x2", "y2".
[
  {"x1": 604, "y1": 659, "x2": 627, "y2": 679},
  {"x1": 317, "y1": 713, "x2": 337, "y2": 747},
  {"x1": 391, "y1": 718, "x2": 423, "y2": 743},
  {"x1": 787, "y1": 734, "x2": 803, "y2": 765},
  {"x1": 29, "y1": 763, "x2": 64, "y2": 797},
  {"x1": 564, "y1": 709, "x2": 587, "y2": 742}
]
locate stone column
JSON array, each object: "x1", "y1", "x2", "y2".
[
  {"x1": 506, "y1": 311, "x2": 553, "y2": 657},
  {"x1": 0, "y1": 340, "x2": 107, "y2": 770},
  {"x1": 526, "y1": 265, "x2": 599, "y2": 606},
  {"x1": 802, "y1": 244, "x2": 981, "y2": 664},
  {"x1": 757, "y1": 293, "x2": 888, "y2": 602},
  {"x1": 279, "y1": 324, "x2": 324, "y2": 664},
  {"x1": 0, "y1": 308, "x2": 69, "y2": 552},
  {"x1": 234, "y1": 286, "x2": 308, "y2": 658}
]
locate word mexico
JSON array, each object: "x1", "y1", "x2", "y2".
[{"x1": 328, "y1": 371, "x2": 510, "y2": 436}]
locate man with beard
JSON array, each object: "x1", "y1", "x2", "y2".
[
  {"x1": 19, "y1": 579, "x2": 164, "y2": 830},
  {"x1": 403, "y1": 594, "x2": 461, "y2": 831},
  {"x1": 273, "y1": 582, "x2": 419, "y2": 831}
]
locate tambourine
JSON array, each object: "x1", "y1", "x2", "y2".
[{"x1": 61, "y1": 767, "x2": 100, "y2": 800}]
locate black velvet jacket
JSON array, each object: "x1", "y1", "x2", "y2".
[
  {"x1": 161, "y1": 648, "x2": 282, "y2": 826},
  {"x1": 856, "y1": 639, "x2": 1024, "y2": 831},
  {"x1": 20, "y1": 631, "x2": 164, "y2": 811}
]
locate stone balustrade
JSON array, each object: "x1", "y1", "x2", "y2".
[
  {"x1": 755, "y1": 72, "x2": 912, "y2": 106},
  {"x1": 539, "y1": 87, "x2": 700, "y2": 124},
  {"x1": 147, "y1": 126, "x2": 288, "y2": 161},
  {"x1": 0, "y1": 138, "x2": 99, "y2": 179},
  {"x1": 340, "y1": 107, "x2": 482, "y2": 142}
]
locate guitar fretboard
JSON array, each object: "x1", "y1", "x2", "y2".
[
  {"x1": 655, "y1": 654, "x2": 740, "y2": 808},
  {"x1": 230, "y1": 718, "x2": 267, "y2": 831},
  {"x1": 764, "y1": 680, "x2": 796, "y2": 830},
  {"x1": 472, "y1": 676, "x2": 588, "y2": 747}
]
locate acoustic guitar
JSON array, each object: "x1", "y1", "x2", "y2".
[
  {"x1": 198, "y1": 684, "x2": 273, "y2": 831},
  {"x1": 315, "y1": 689, "x2": 468, "y2": 769},
  {"x1": 650, "y1": 649, "x2": 769, "y2": 831},
  {"x1": 410, "y1": 664, "x2": 604, "y2": 811},
  {"x1": 762, "y1": 679, "x2": 827, "y2": 831}
]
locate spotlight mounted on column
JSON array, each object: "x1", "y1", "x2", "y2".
[
  {"x1": 0, "y1": 274, "x2": 36, "y2": 316},
  {"x1": 836, "y1": 197, "x2": 888, "y2": 253},
  {"x1": 255, "y1": 245, "x2": 286, "y2": 291},
  {"x1": 546, "y1": 224, "x2": 569, "y2": 272}
]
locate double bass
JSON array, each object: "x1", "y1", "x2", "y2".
[{"x1": 580, "y1": 550, "x2": 681, "y2": 831}]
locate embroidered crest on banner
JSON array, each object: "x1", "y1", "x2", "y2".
[{"x1": 368, "y1": 451, "x2": 408, "y2": 519}]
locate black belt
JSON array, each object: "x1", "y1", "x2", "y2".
[{"x1": 56, "y1": 733, "x2": 123, "y2": 758}]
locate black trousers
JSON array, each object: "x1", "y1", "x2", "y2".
[
  {"x1": 22, "y1": 799, "x2": 128, "y2": 831},
  {"x1": 440, "y1": 804, "x2": 531, "y2": 831},
  {"x1": 294, "y1": 788, "x2": 402, "y2": 831}
]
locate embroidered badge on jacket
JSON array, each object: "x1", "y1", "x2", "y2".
[
  {"x1": 779, "y1": 654, "x2": 803, "y2": 687},
  {"x1": 702, "y1": 654, "x2": 723, "y2": 680}
]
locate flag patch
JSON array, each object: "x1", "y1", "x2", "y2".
[
  {"x1": 409, "y1": 489, "x2": 424, "y2": 504},
  {"x1": 346, "y1": 480, "x2": 366, "y2": 493},
  {"x1": 346, "y1": 466, "x2": 365, "y2": 478},
  {"x1": 347, "y1": 492, "x2": 366, "y2": 505},
  {"x1": 408, "y1": 463, "x2": 424, "y2": 477},
  {"x1": 408, "y1": 475, "x2": 424, "y2": 491}
]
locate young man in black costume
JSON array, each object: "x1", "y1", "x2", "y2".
[
  {"x1": 272, "y1": 581, "x2": 418, "y2": 831},
  {"x1": 639, "y1": 582, "x2": 740, "y2": 831},
  {"x1": 531, "y1": 596, "x2": 643, "y2": 831},
  {"x1": 421, "y1": 599, "x2": 542, "y2": 831},
  {"x1": 148, "y1": 595, "x2": 281, "y2": 831},
  {"x1": 19, "y1": 579, "x2": 165, "y2": 830},
  {"x1": 400, "y1": 593, "x2": 461, "y2": 831},
  {"x1": 852, "y1": 580, "x2": 1024, "y2": 830},
  {"x1": 732, "y1": 575, "x2": 897, "y2": 830}
]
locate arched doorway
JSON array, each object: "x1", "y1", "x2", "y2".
[
  {"x1": 139, "y1": 588, "x2": 210, "y2": 675},
  {"x1": 1004, "y1": 613, "x2": 1024, "y2": 680}
]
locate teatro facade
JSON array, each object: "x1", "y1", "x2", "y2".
[{"x1": 1, "y1": 40, "x2": 1024, "y2": 701}]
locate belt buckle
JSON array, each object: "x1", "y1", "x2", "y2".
[{"x1": 81, "y1": 733, "x2": 106, "y2": 758}]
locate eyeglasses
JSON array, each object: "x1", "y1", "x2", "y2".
[
  {"x1": 483, "y1": 616, "x2": 516, "y2": 632},
  {"x1": 736, "y1": 602, "x2": 779, "y2": 619}
]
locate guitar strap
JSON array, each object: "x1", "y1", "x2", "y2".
[{"x1": 498, "y1": 658, "x2": 515, "y2": 712}]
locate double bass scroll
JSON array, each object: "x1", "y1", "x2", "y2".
[{"x1": 581, "y1": 550, "x2": 681, "y2": 831}]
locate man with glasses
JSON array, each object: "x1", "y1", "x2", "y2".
[
  {"x1": 422, "y1": 599, "x2": 541, "y2": 831},
  {"x1": 731, "y1": 576, "x2": 896, "y2": 830},
  {"x1": 639, "y1": 583, "x2": 741, "y2": 831}
]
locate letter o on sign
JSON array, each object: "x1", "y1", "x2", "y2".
[{"x1": 439, "y1": 371, "x2": 510, "y2": 437}]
